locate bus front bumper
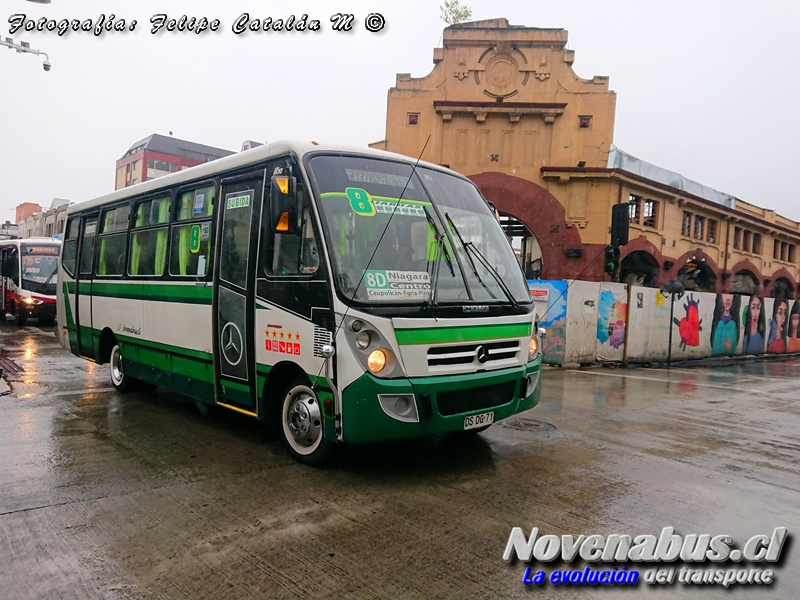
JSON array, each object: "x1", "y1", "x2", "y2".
[
  {"x1": 339, "y1": 358, "x2": 542, "y2": 444},
  {"x1": 19, "y1": 300, "x2": 56, "y2": 321}
]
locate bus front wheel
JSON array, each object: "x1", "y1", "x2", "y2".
[
  {"x1": 110, "y1": 343, "x2": 131, "y2": 392},
  {"x1": 279, "y1": 380, "x2": 333, "y2": 467}
]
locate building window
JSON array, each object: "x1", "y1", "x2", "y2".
[
  {"x1": 734, "y1": 227, "x2": 742, "y2": 250},
  {"x1": 693, "y1": 215, "x2": 705, "y2": 240},
  {"x1": 628, "y1": 195, "x2": 641, "y2": 224},
  {"x1": 579, "y1": 115, "x2": 592, "y2": 128},
  {"x1": 642, "y1": 199, "x2": 658, "y2": 228},
  {"x1": 707, "y1": 219, "x2": 718, "y2": 244},
  {"x1": 407, "y1": 113, "x2": 419, "y2": 125},
  {"x1": 147, "y1": 159, "x2": 179, "y2": 173},
  {"x1": 790, "y1": 244, "x2": 797, "y2": 264},
  {"x1": 681, "y1": 211, "x2": 692, "y2": 237},
  {"x1": 774, "y1": 239, "x2": 781, "y2": 259},
  {"x1": 743, "y1": 230, "x2": 752, "y2": 253},
  {"x1": 753, "y1": 233, "x2": 762, "y2": 255}
]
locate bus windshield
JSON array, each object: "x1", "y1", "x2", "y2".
[
  {"x1": 22, "y1": 246, "x2": 59, "y2": 295},
  {"x1": 307, "y1": 155, "x2": 530, "y2": 306}
]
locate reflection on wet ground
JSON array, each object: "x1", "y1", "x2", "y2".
[{"x1": 0, "y1": 319, "x2": 797, "y2": 599}]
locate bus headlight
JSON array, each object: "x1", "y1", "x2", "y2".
[
  {"x1": 368, "y1": 349, "x2": 388, "y2": 373},
  {"x1": 23, "y1": 298, "x2": 42, "y2": 305},
  {"x1": 528, "y1": 335, "x2": 539, "y2": 360},
  {"x1": 355, "y1": 331, "x2": 371, "y2": 349}
]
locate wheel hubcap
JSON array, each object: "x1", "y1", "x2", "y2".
[
  {"x1": 286, "y1": 392, "x2": 321, "y2": 447},
  {"x1": 112, "y1": 348, "x2": 123, "y2": 384}
]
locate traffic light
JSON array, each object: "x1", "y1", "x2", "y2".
[
  {"x1": 604, "y1": 245, "x2": 620, "y2": 279},
  {"x1": 611, "y1": 203, "x2": 630, "y2": 247}
]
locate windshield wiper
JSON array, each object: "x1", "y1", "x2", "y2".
[
  {"x1": 43, "y1": 268, "x2": 58, "y2": 286},
  {"x1": 423, "y1": 206, "x2": 452, "y2": 312},
  {"x1": 444, "y1": 212, "x2": 518, "y2": 308}
]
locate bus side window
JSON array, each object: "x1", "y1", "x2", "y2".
[
  {"x1": 3, "y1": 249, "x2": 19, "y2": 286},
  {"x1": 169, "y1": 185, "x2": 214, "y2": 278},
  {"x1": 61, "y1": 217, "x2": 80, "y2": 276},
  {"x1": 96, "y1": 205, "x2": 130, "y2": 277},
  {"x1": 79, "y1": 220, "x2": 97, "y2": 276},
  {"x1": 129, "y1": 196, "x2": 170, "y2": 277},
  {"x1": 263, "y1": 185, "x2": 320, "y2": 276}
]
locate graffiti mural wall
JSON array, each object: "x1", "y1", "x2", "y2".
[
  {"x1": 528, "y1": 280, "x2": 567, "y2": 365},
  {"x1": 596, "y1": 283, "x2": 628, "y2": 361},
  {"x1": 625, "y1": 287, "x2": 672, "y2": 362},
  {"x1": 527, "y1": 280, "x2": 799, "y2": 364}
]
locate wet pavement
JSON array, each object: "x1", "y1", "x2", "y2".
[{"x1": 0, "y1": 319, "x2": 797, "y2": 599}]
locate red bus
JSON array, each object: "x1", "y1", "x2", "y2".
[{"x1": 0, "y1": 238, "x2": 61, "y2": 325}]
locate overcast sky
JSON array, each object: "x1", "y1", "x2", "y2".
[{"x1": 2, "y1": 0, "x2": 799, "y2": 223}]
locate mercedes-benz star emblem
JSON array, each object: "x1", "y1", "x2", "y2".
[
  {"x1": 476, "y1": 345, "x2": 489, "y2": 364},
  {"x1": 221, "y1": 322, "x2": 244, "y2": 366}
]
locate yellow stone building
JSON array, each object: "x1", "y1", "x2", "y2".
[{"x1": 371, "y1": 18, "x2": 800, "y2": 298}]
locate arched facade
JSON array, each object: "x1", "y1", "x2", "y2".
[
  {"x1": 374, "y1": 18, "x2": 800, "y2": 288},
  {"x1": 469, "y1": 172, "x2": 605, "y2": 281}
]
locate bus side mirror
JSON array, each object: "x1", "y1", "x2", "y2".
[{"x1": 270, "y1": 175, "x2": 299, "y2": 235}]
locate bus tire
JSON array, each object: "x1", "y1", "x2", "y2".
[
  {"x1": 279, "y1": 379, "x2": 333, "y2": 467},
  {"x1": 110, "y1": 343, "x2": 131, "y2": 392},
  {"x1": 14, "y1": 308, "x2": 27, "y2": 326}
]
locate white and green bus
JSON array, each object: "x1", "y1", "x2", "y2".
[{"x1": 57, "y1": 141, "x2": 542, "y2": 465}]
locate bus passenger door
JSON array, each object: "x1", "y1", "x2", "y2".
[
  {"x1": 213, "y1": 173, "x2": 264, "y2": 414},
  {"x1": 0, "y1": 247, "x2": 11, "y2": 315},
  {"x1": 75, "y1": 216, "x2": 97, "y2": 358}
]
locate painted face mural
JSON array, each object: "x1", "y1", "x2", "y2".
[
  {"x1": 710, "y1": 293, "x2": 740, "y2": 356},
  {"x1": 673, "y1": 294, "x2": 702, "y2": 350},
  {"x1": 768, "y1": 299, "x2": 789, "y2": 354},
  {"x1": 787, "y1": 300, "x2": 800, "y2": 353},
  {"x1": 741, "y1": 295, "x2": 765, "y2": 355}
]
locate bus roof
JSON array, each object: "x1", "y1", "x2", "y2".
[
  {"x1": 0, "y1": 237, "x2": 62, "y2": 246},
  {"x1": 68, "y1": 140, "x2": 457, "y2": 215}
]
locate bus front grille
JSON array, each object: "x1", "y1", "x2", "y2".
[
  {"x1": 427, "y1": 340, "x2": 520, "y2": 367},
  {"x1": 436, "y1": 380, "x2": 517, "y2": 416}
]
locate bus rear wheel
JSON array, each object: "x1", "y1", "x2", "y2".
[
  {"x1": 110, "y1": 343, "x2": 131, "y2": 392},
  {"x1": 279, "y1": 380, "x2": 333, "y2": 467}
]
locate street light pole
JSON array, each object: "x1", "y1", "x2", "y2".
[{"x1": 0, "y1": 37, "x2": 51, "y2": 70}]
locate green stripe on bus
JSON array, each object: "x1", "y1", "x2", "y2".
[
  {"x1": 394, "y1": 323, "x2": 531, "y2": 345},
  {"x1": 90, "y1": 282, "x2": 212, "y2": 304},
  {"x1": 222, "y1": 379, "x2": 253, "y2": 393}
]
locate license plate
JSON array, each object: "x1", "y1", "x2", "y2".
[{"x1": 464, "y1": 411, "x2": 494, "y2": 430}]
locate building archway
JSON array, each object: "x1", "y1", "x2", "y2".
[
  {"x1": 498, "y1": 213, "x2": 543, "y2": 279},
  {"x1": 729, "y1": 269, "x2": 760, "y2": 295},
  {"x1": 469, "y1": 172, "x2": 605, "y2": 281},
  {"x1": 770, "y1": 277, "x2": 795, "y2": 300},
  {"x1": 620, "y1": 250, "x2": 660, "y2": 287},
  {"x1": 678, "y1": 257, "x2": 717, "y2": 292}
]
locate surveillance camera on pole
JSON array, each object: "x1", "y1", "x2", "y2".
[{"x1": 1, "y1": 36, "x2": 51, "y2": 71}]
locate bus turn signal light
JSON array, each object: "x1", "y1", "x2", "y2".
[
  {"x1": 276, "y1": 212, "x2": 290, "y2": 231},
  {"x1": 275, "y1": 176, "x2": 289, "y2": 194}
]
